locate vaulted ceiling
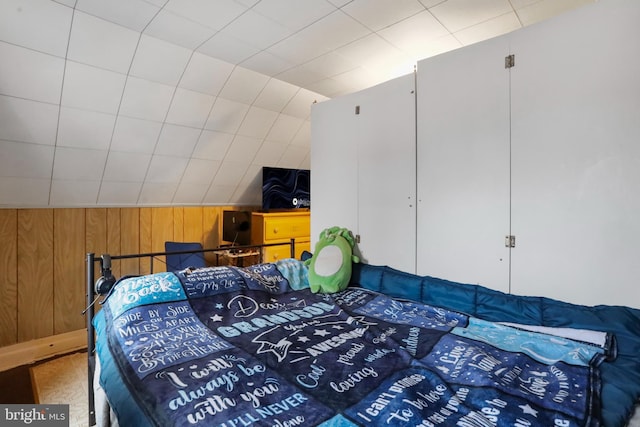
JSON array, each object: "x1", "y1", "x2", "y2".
[{"x1": 0, "y1": 0, "x2": 594, "y2": 207}]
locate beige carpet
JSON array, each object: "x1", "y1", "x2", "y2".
[{"x1": 30, "y1": 351, "x2": 89, "y2": 427}]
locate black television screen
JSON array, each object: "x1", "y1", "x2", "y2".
[
  {"x1": 262, "y1": 167, "x2": 310, "y2": 211},
  {"x1": 222, "y1": 211, "x2": 251, "y2": 246}
]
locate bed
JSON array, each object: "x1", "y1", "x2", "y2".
[{"x1": 87, "y1": 254, "x2": 640, "y2": 427}]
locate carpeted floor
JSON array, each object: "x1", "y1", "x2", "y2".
[{"x1": 30, "y1": 351, "x2": 89, "y2": 427}]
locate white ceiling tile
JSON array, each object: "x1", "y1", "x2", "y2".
[
  {"x1": 430, "y1": 0, "x2": 513, "y2": 32},
  {"x1": 143, "y1": 9, "x2": 215, "y2": 50},
  {"x1": 418, "y1": 0, "x2": 446, "y2": 7},
  {"x1": 0, "y1": 140, "x2": 54, "y2": 178},
  {"x1": 203, "y1": 184, "x2": 235, "y2": 204},
  {"x1": 290, "y1": 120, "x2": 311, "y2": 147},
  {"x1": 235, "y1": 0, "x2": 260, "y2": 7},
  {"x1": 331, "y1": 66, "x2": 383, "y2": 92},
  {"x1": 130, "y1": 35, "x2": 191, "y2": 86},
  {"x1": 53, "y1": 147, "x2": 108, "y2": 180},
  {"x1": 455, "y1": 12, "x2": 521, "y2": 46},
  {"x1": 179, "y1": 52, "x2": 234, "y2": 96},
  {"x1": 266, "y1": 114, "x2": 304, "y2": 143},
  {"x1": 253, "y1": 0, "x2": 337, "y2": 32},
  {"x1": 62, "y1": 61, "x2": 126, "y2": 114},
  {"x1": 252, "y1": 140, "x2": 287, "y2": 165},
  {"x1": 0, "y1": 177, "x2": 50, "y2": 207},
  {"x1": 154, "y1": 123, "x2": 201, "y2": 157},
  {"x1": 204, "y1": 98, "x2": 249, "y2": 134},
  {"x1": 57, "y1": 107, "x2": 116, "y2": 150},
  {"x1": 181, "y1": 158, "x2": 219, "y2": 184},
  {"x1": 102, "y1": 151, "x2": 151, "y2": 182},
  {"x1": 306, "y1": 78, "x2": 351, "y2": 98},
  {"x1": 119, "y1": 76, "x2": 175, "y2": 122},
  {"x1": 277, "y1": 144, "x2": 309, "y2": 168},
  {"x1": 111, "y1": 116, "x2": 162, "y2": 153},
  {"x1": 516, "y1": 0, "x2": 595, "y2": 26},
  {"x1": 98, "y1": 181, "x2": 143, "y2": 205},
  {"x1": 68, "y1": 11, "x2": 139, "y2": 74},
  {"x1": 166, "y1": 88, "x2": 215, "y2": 128},
  {"x1": 337, "y1": 34, "x2": 408, "y2": 69},
  {"x1": 239, "y1": 51, "x2": 294, "y2": 77},
  {"x1": 230, "y1": 181, "x2": 261, "y2": 204},
  {"x1": 221, "y1": 10, "x2": 292, "y2": 50},
  {"x1": 192, "y1": 130, "x2": 234, "y2": 161},
  {"x1": 138, "y1": 181, "x2": 179, "y2": 204},
  {"x1": 378, "y1": 10, "x2": 449, "y2": 56},
  {"x1": 237, "y1": 107, "x2": 279, "y2": 139},
  {"x1": 172, "y1": 181, "x2": 209, "y2": 204},
  {"x1": 197, "y1": 32, "x2": 261, "y2": 65},
  {"x1": 0, "y1": 0, "x2": 72, "y2": 57},
  {"x1": 224, "y1": 135, "x2": 262, "y2": 162},
  {"x1": 266, "y1": 33, "x2": 326, "y2": 66},
  {"x1": 0, "y1": 41, "x2": 65, "y2": 104},
  {"x1": 281, "y1": 88, "x2": 322, "y2": 118},
  {"x1": 276, "y1": 64, "x2": 327, "y2": 88},
  {"x1": 413, "y1": 33, "x2": 463, "y2": 59},
  {"x1": 49, "y1": 179, "x2": 101, "y2": 206},
  {"x1": 300, "y1": 51, "x2": 360, "y2": 80},
  {"x1": 343, "y1": 0, "x2": 426, "y2": 31},
  {"x1": 76, "y1": 0, "x2": 160, "y2": 32},
  {"x1": 211, "y1": 160, "x2": 250, "y2": 186},
  {"x1": 297, "y1": 10, "x2": 371, "y2": 52},
  {"x1": 0, "y1": 96, "x2": 59, "y2": 145},
  {"x1": 164, "y1": 0, "x2": 247, "y2": 30},
  {"x1": 253, "y1": 79, "x2": 300, "y2": 112},
  {"x1": 219, "y1": 67, "x2": 270, "y2": 105},
  {"x1": 53, "y1": 0, "x2": 77, "y2": 7},
  {"x1": 145, "y1": 154, "x2": 189, "y2": 183}
]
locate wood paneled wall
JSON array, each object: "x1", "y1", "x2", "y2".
[{"x1": 0, "y1": 206, "x2": 251, "y2": 348}]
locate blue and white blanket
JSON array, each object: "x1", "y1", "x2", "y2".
[{"x1": 94, "y1": 262, "x2": 607, "y2": 427}]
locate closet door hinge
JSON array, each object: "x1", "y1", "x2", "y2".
[
  {"x1": 505, "y1": 235, "x2": 516, "y2": 248},
  {"x1": 505, "y1": 54, "x2": 515, "y2": 69}
]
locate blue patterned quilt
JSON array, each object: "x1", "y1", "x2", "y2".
[{"x1": 94, "y1": 262, "x2": 608, "y2": 426}]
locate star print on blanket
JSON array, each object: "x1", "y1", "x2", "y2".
[{"x1": 94, "y1": 263, "x2": 606, "y2": 426}]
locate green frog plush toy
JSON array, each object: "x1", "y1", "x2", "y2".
[{"x1": 306, "y1": 226, "x2": 360, "y2": 293}]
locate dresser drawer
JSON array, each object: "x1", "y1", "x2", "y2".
[
  {"x1": 262, "y1": 240, "x2": 311, "y2": 262},
  {"x1": 263, "y1": 215, "x2": 310, "y2": 241}
]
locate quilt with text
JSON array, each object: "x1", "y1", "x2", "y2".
[{"x1": 93, "y1": 262, "x2": 608, "y2": 427}]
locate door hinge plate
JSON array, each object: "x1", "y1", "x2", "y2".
[
  {"x1": 505, "y1": 54, "x2": 515, "y2": 69},
  {"x1": 505, "y1": 235, "x2": 516, "y2": 248}
]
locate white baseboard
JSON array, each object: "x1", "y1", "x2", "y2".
[{"x1": 0, "y1": 329, "x2": 87, "y2": 372}]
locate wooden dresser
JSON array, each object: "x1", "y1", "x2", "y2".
[{"x1": 251, "y1": 211, "x2": 311, "y2": 262}]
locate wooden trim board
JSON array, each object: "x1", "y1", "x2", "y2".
[{"x1": 0, "y1": 328, "x2": 86, "y2": 372}]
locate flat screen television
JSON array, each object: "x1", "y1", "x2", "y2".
[
  {"x1": 222, "y1": 210, "x2": 251, "y2": 246},
  {"x1": 262, "y1": 166, "x2": 310, "y2": 211}
]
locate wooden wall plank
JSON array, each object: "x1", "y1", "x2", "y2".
[
  {"x1": 18, "y1": 209, "x2": 54, "y2": 341},
  {"x1": 139, "y1": 208, "x2": 152, "y2": 275},
  {"x1": 184, "y1": 207, "x2": 204, "y2": 243},
  {"x1": 85, "y1": 209, "x2": 107, "y2": 257},
  {"x1": 0, "y1": 210, "x2": 18, "y2": 346},
  {"x1": 107, "y1": 209, "x2": 122, "y2": 278},
  {"x1": 202, "y1": 207, "x2": 221, "y2": 264},
  {"x1": 120, "y1": 208, "x2": 140, "y2": 276},
  {"x1": 53, "y1": 209, "x2": 85, "y2": 334},
  {"x1": 173, "y1": 207, "x2": 184, "y2": 242},
  {"x1": 151, "y1": 208, "x2": 174, "y2": 272}
]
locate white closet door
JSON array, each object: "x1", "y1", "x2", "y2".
[
  {"x1": 311, "y1": 94, "x2": 359, "y2": 245},
  {"x1": 311, "y1": 74, "x2": 416, "y2": 273},
  {"x1": 416, "y1": 36, "x2": 511, "y2": 291},
  {"x1": 510, "y1": 0, "x2": 640, "y2": 307},
  {"x1": 356, "y1": 74, "x2": 416, "y2": 273}
]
